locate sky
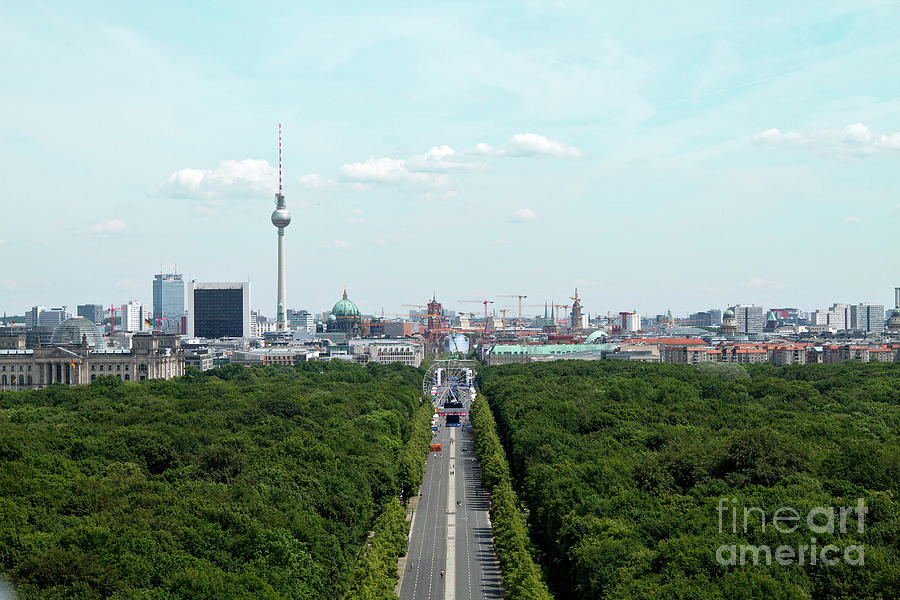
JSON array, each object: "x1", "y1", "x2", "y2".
[{"x1": 1, "y1": 0, "x2": 899, "y2": 320}]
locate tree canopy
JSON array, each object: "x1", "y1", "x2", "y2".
[
  {"x1": 478, "y1": 360, "x2": 900, "y2": 599},
  {"x1": 0, "y1": 361, "x2": 423, "y2": 599}
]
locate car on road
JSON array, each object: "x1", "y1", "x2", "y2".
[{"x1": 461, "y1": 447, "x2": 467, "y2": 452}]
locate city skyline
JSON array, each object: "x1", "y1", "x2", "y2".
[{"x1": 2, "y1": 2, "x2": 899, "y2": 315}]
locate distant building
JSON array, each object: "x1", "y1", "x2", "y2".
[
  {"x1": 29, "y1": 306, "x2": 69, "y2": 328},
  {"x1": 231, "y1": 347, "x2": 318, "y2": 366},
  {"x1": 382, "y1": 321, "x2": 415, "y2": 338},
  {"x1": 620, "y1": 312, "x2": 640, "y2": 332},
  {"x1": 734, "y1": 304, "x2": 764, "y2": 334},
  {"x1": 569, "y1": 289, "x2": 583, "y2": 329},
  {"x1": 288, "y1": 309, "x2": 314, "y2": 333},
  {"x1": 77, "y1": 304, "x2": 104, "y2": 324},
  {"x1": 184, "y1": 347, "x2": 215, "y2": 371},
  {"x1": 153, "y1": 273, "x2": 185, "y2": 333},
  {"x1": 426, "y1": 296, "x2": 447, "y2": 340},
  {"x1": 720, "y1": 307, "x2": 738, "y2": 336},
  {"x1": 350, "y1": 338, "x2": 424, "y2": 367},
  {"x1": 187, "y1": 281, "x2": 251, "y2": 339},
  {"x1": 848, "y1": 303, "x2": 885, "y2": 333},
  {"x1": 0, "y1": 319, "x2": 183, "y2": 389},
  {"x1": 770, "y1": 308, "x2": 800, "y2": 323},
  {"x1": 689, "y1": 311, "x2": 713, "y2": 326},
  {"x1": 123, "y1": 301, "x2": 151, "y2": 332},
  {"x1": 25, "y1": 306, "x2": 45, "y2": 328},
  {"x1": 328, "y1": 290, "x2": 362, "y2": 336}
]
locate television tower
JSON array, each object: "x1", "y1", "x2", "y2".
[{"x1": 271, "y1": 123, "x2": 291, "y2": 331}]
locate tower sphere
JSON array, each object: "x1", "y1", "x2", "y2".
[{"x1": 271, "y1": 208, "x2": 291, "y2": 228}]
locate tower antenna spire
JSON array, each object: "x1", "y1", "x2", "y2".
[{"x1": 278, "y1": 122, "x2": 283, "y2": 194}]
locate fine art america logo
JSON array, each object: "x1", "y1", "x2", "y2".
[{"x1": 716, "y1": 498, "x2": 866, "y2": 566}]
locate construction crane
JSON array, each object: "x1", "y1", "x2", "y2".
[
  {"x1": 107, "y1": 305, "x2": 126, "y2": 335},
  {"x1": 498, "y1": 294, "x2": 527, "y2": 331},
  {"x1": 458, "y1": 300, "x2": 495, "y2": 335},
  {"x1": 554, "y1": 304, "x2": 570, "y2": 327},
  {"x1": 498, "y1": 308, "x2": 510, "y2": 335}
]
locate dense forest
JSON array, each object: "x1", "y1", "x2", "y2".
[
  {"x1": 0, "y1": 361, "x2": 425, "y2": 599},
  {"x1": 470, "y1": 395, "x2": 552, "y2": 600},
  {"x1": 478, "y1": 361, "x2": 900, "y2": 599}
]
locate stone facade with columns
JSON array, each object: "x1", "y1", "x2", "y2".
[{"x1": 0, "y1": 333, "x2": 184, "y2": 390}]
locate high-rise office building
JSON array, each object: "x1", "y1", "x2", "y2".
[
  {"x1": 26, "y1": 306, "x2": 46, "y2": 328},
  {"x1": 734, "y1": 304, "x2": 764, "y2": 334},
  {"x1": 849, "y1": 304, "x2": 885, "y2": 333},
  {"x1": 153, "y1": 273, "x2": 185, "y2": 333},
  {"x1": 123, "y1": 301, "x2": 150, "y2": 332},
  {"x1": 77, "y1": 304, "x2": 104, "y2": 324},
  {"x1": 288, "y1": 309, "x2": 314, "y2": 333},
  {"x1": 187, "y1": 281, "x2": 251, "y2": 339},
  {"x1": 37, "y1": 307, "x2": 69, "y2": 328}
]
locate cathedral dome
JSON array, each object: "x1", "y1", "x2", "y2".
[
  {"x1": 723, "y1": 308, "x2": 735, "y2": 318},
  {"x1": 331, "y1": 290, "x2": 360, "y2": 317},
  {"x1": 51, "y1": 317, "x2": 104, "y2": 348}
]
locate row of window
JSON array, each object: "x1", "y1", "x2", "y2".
[
  {"x1": 91, "y1": 364, "x2": 129, "y2": 372},
  {"x1": 1, "y1": 375, "x2": 32, "y2": 385},
  {"x1": 1, "y1": 364, "x2": 31, "y2": 372}
]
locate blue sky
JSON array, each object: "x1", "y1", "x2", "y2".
[{"x1": 1, "y1": 1, "x2": 898, "y2": 319}]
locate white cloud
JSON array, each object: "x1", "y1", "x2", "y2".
[
  {"x1": 115, "y1": 279, "x2": 143, "y2": 290},
  {"x1": 298, "y1": 173, "x2": 365, "y2": 191},
  {"x1": 470, "y1": 134, "x2": 583, "y2": 158},
  {"x1": 740, "y1": 277, "x2": 785, "y2": 290},
  {"x1": 338, "y1": 144, "x2": 479, "y2": 187},
  {"x1": 752, "y1": 123, "x2": 900, "y2": 156},
  {"x1": 422, "y1": 189, "x2": 459, "y2": 200},
  {"x1": 471, "y1": 142, "x2": 496, "y2": 155},
  {"x1": 375, "y1": 234, "x2": 401, "y2": 245},
  {"x1": 844, "y1": 215, "x2": 870, "y2": 223},
  {"x1": 1, "y1": 279, "x2": 16, "y2": 290},
  {"x1": 317, "y1": 133, "x2": 580, "y2": 191},
  {"x1": 345, "y1": 208, "x2": 364, "y2": 225},
  {"x1": 493, "y1": 239, "x2": 510, "y2": 245},
  {"x1": 510, "y1": 208, "x2": 538, "y2": 222},
  {"x1": 320, "y1": 239, "x2": 351, "y2": 250},
  {"x1": 340, "y1": 156, "x2": 448, "y2": 186},
  {"x1": 502, "y1": 133, "x2": 584, "y2": 158},
  {"x1": 78, "y1": 219, "x2": 127, "y2": 235},
  {"x1": 159, "y1": 159, "x2": 276, "y2": 199}
]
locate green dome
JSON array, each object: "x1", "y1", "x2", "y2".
[
  {"x1": 327, "y1": 313, "x2": 337, "y2": 322},
  {"x1": 331, "y1": 290, "x2": 360, "y2": 317},
  {"x1": 723, "y1": 308, "x2": 735, "y2": 318},
  {"x1": 584, "y1": 329, "x2": 608, "y2": 344}
]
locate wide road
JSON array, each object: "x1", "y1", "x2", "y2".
[{"x1": 399, "y1": 413, "x2": 503, "y2": 600}]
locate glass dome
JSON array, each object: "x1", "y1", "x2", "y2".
[{"x1": 50, "y1": 317, "x2": 105, "y2": 348}]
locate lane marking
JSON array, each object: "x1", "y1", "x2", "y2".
[{"x1": 445, "y1": 426, "x2": 456, "y2": 600}]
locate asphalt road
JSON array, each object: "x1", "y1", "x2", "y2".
[{"x1": 399, "y1": 414, "x2": 503, "y2": 599}]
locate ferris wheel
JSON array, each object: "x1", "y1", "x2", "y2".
[{"x1": 422, "y1": 359, "x2": 478, "y2": 407}]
